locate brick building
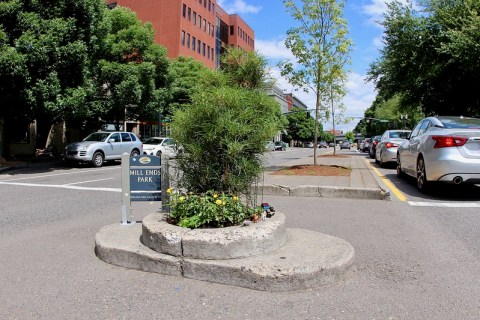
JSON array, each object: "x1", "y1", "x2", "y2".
[{"x1": 106, "y1": 0, "x2": 254, "y2": 69}]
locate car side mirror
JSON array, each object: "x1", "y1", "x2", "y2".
[{"x1": 108, "y1": 138, "x2": 115, "y2": 143}]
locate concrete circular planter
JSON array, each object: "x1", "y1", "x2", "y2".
[{"x1": 142, "y1": 212, "x2": 287, "y2": 260}]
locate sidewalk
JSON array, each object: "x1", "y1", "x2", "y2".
[{"x1": 256, "y1": 150, "x2": 390, "y2": 200}]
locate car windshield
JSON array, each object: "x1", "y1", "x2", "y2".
[
  {"x1": 438, "y1": 117, "x2": 480, "y2": 129},
  {"x1": 143, "y1": 138, "x2": 164, "y2": 145},
  {"x1": 389, "y1": 131, "x2": 410, "y2": 139},
  {"x1": 83, "y1": 132, "x2": 110, "y2": 142}
]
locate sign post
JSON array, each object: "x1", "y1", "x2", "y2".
[{"x1": 121, "y1": 153, "x2": 162, "y2": 225}]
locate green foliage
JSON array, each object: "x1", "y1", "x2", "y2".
[
  {"x1": 0, "y1": 0, "x2": 107, "y2": 122},
  {"x1": 345, "y1": 131, "x2": 354, "y2": 141},
  {"x1": 285, "y1": 107, "x2": 317, "y2": 141},
  {"x1": 368, "y1": 0, "x2": 480, "y2": 117},
  {"x1": 171, "y1": 84, "x2": 282, "y2": 196},
  {"x1": 167, "y1": 189, "x2": 261, "y2": 228},
  {"x1": 90, "y1": 7, "x2": 170, "y2": 127},
  {"x1": 220, "y1": 47, "x2": 273, "y2": 90}
]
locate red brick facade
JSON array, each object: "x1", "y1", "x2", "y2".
[{"x1": 106, "y1": 0, "x2": 255, "y2": 69}]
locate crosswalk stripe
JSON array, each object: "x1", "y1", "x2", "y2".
[{"x1": 408, "y1": 201, "x2": 480, "y2": 208}]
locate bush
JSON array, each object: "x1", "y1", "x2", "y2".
[{"x1": 170, "y1": 85, "x2": 281, "y2": 195}]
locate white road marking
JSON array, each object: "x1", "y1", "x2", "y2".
[
  {"x1": 408, "y1": 201, "x2": 480, "y2": 208},
  {"x1": 64, "y1": 178, "x2": 114, "y2": 186},
  {"x1": 0, "y1": 167, "x2": 118, "y2": 182},
  {"x1": 0, "y1": 181, "x2": 120, "y2": 192}
]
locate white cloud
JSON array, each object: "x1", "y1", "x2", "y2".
[
  {"x1": 216, "y1": 0, "x2": 261, "y2": 14},
  {"x1": 361, "y1": 0, "x2": 418, "y2": 27},
  {"x1": 255, "y1": 38, "x2": 295, "y2": 61}
]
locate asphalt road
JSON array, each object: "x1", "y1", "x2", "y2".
[{"x1": 1, "y1": 153, "x2": 480, "y2": 319}]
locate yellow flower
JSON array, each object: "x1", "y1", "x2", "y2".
[
  {"x1": 215, "y1": 199, "x2": 222, "y2": 205},
  {"x1": 166, "y1": 188, "x2": 173, "y2": 194},
  {"x1": 179, "y1": 196, "x2": 185, "y2": 202},
  {"x1": 213, "y1": 194, "x2": 218, "y2": 198},
  {"x1": 233, "y1": 196, "x2": 239, "y2": 201}
]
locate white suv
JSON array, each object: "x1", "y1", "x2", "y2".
[{"x1": 64, "y1": 131, "x2": 143, "y2": 167}]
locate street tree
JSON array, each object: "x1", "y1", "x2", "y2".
[
  {"x1": 90, "y1": 7, "x2": 170, "y2": 131},
  {"x1": 285, "y1": 107, "x2": 318, "y2": 143},
  {"x1": 280, "y1": 0, "x2": 352, "y2": 164},
  {"x1": 0, "y1": 0, "x2": 107, "y2": 151},
  {"x1": 368, "y1": 0, "x2": 480, "y2": 117}
]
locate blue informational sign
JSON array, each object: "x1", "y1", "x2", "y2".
[{"x1": 129, "y1": 155, "x2": 161, "y2": 201}]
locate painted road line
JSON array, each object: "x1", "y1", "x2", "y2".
[
  {"x1": 0, "y1": 181, "x2": 120, "y2": 192},
  {"x1": 366, "y1": 160, "x2": 407, "y2": 202},
  {"x1": 409, "y1": 201, "x2": 480, "y2": 208},
  {"x1": 0, "y1": 166, "x2": 118, "y2": 182},
  {"x1": 64, "y1": 178, "x2": 114, "y2": 186}
]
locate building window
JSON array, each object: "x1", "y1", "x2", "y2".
[
  {"x1": 192, "y1": 37, "x2": 196, "y2": 51},
  {"x1": 193, "y1": 12, "x2": 196, "y2": 24},
  {"x1": 208, "y1": 0, "x2": 211, "y2": 11},
  {"x1": 198, "y1": 15, "x2": 202, "y2": 28},
  {"x1": 207, "y1": 45, "x2": 210, "y2": 59},
  {"x1": 212, "y1": 3, "x2": 215, "y2": 13},
  {"x1": 202, "y1": 43, "x2": 206, "y2": 56},
  {"x1": 230, "y1": 25, "x2": 234, "y2": 35},
  {"x1": 203, "y1": 19, "x2": 206, "y2": 31},
  {"x1": 211, "y1": 48, "x2": 214, "y2": 60},
  {"x1": 182, "y1": 4, "x2": 186, "y2": 17},
  {"x1": 188, "y1": 8, "x2": 191, "y2": 21},
  {"x1": 186, "y1": 33, "x2": 190, "y2": 48},
  {"x1": 204, "y1": 0, "x2": 207, "y2": 8},
  {"x1": 197, "y1": 40, "x2": 201, "y2": 53},
  {"x1": 181, "y1": 30, "x2": 185, "y2": 45}
]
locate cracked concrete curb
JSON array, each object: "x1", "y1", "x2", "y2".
[
  {"x1": 95, "y1": 214, "x2": 355, "y2": 292},
  {"x1": 253, "y1": 184, "x2": 389, "y2": 200}
]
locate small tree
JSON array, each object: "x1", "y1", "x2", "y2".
[{"x1": 280, "y1": 0, "x2": 352, "y2": 164}]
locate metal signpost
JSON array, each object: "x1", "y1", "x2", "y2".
[{"x1": 120, "y1": 153, "x2": 163, "y2": 225}]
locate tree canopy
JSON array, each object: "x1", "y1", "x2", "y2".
[{"x1": 367, "y1": 0, "x2": 480, "y2": 117}]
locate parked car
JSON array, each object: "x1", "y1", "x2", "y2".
[
  {"x1": 265, "y1": 141, "x2": 276, "y2": 151},
  {"x1": 329, "y1": 142, "x2": 335, "y2": 147},
  {"x1": 357, "y1": 139, "x2": 364, "y2": 150},
  {"x1": 274, "y1": 141, "x2": 288, "y2": 151},
  {"x1": 64, "y1": 131, "x2": 143, "y2": 167},
  {"x1": 307, "y1": 142, "x2": 314, "y2": 148},
  {"x1": 375, "y1": 130, "x2": 411, "y2": 167},
  {"x1": 362, "y1": 138, "x2": 372, "y2": 152},
  {"x1": 143, "y1": 137, "x2": 179, "y2": 157},
  {"x1": 369, "y1": 135, "x2": 382, "y2": 158},
  {"x1": 318, "y1": 141, "x2": 328, "y2": 148},
  {"x1": 340, "y1": 141, "x2": 351, "y2": 150},
  {"x1": 396, "y1": 116, "x2": 480, "y2": 192}
]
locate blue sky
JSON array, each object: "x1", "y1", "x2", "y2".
[{"x1": 216, "y1": 0, "x2": 401, "y2": 132}]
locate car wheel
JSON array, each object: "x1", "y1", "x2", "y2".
[
  {"x1": 155, "y1": 150, "x2": 162, "y2": 157},
  {"x1": 379, "y1": 152, "x2": 385, "y2": 167},
  {"x1": 92, "y1": 151, "x2": 104, "y2": 167},
  {"x1": 131, "y1": 149, "x2": 139, "y2": 157},
  {"x1": 396, "y1": 154, "x2": 405, "y2": 178},
  {"x1": 416, "y1": 156, "x2": 430, "y2": 192},
  {"x1": 369, "y1": 148, "x2": 375, "y2": 158}
]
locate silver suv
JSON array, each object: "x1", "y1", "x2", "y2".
[{"x1": 64, "y1": 131, "x2": 143, "y2": 167}]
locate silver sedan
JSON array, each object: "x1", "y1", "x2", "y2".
[
  {"x1": 396, "y1": 116, "x2": 480, "y2": 192},
  {"x1": 375, "y1": 130, "x2": 410, "y2": 167}
]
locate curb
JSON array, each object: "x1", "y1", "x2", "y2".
[
  {"x1": 95, "y1": 214, "x2": 355, "y2": 292},
  {"x1": 254, "y1": 184, "x2": 389, "y2": 200}
]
